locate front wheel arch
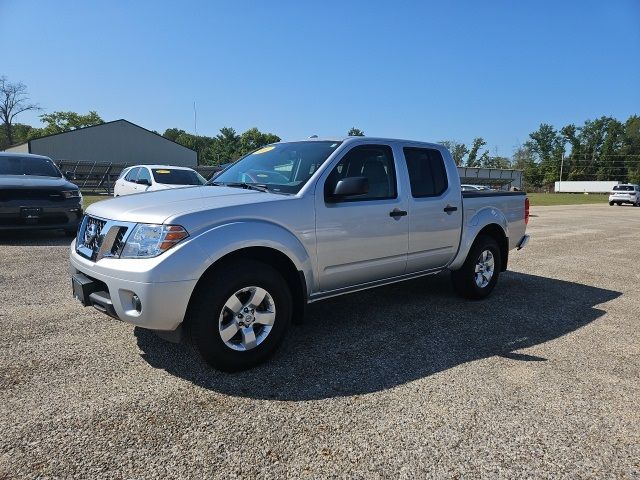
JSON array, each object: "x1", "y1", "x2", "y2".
[{"x1": 185, "y1": 246, "x2": 307, "y2": 329}]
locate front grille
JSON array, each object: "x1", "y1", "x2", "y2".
[
  {"x1": 82, "y1": 216, "x2": 106, "y2": 252},
  {"x1": 76, "y1": 216, "x2": 134, "y2": 262},
  {"x1": 0, "y1": 189, "x2": 66, "y2": 202},
  {"x1": 111, "y1": 227, "x2": 128, "y2": 256}
]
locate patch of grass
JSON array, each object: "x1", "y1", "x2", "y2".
[
  {"x1": 527, "y1": 192, "x2": 609, "y2": 206},
  {"x1": 82, "y1": 194, "x2": 110, "y2": 208}
]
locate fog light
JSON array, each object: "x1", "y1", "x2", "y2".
[{"x1": 132, "y1": 294, "x2": 142, "y2": 313}]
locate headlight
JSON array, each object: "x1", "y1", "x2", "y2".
[
  {"x1": 120, "y1": 224, "x2": 189, "y2": 258},
  {"x1": 62, "y1": 190, "x2": 81, "y2": 199}
]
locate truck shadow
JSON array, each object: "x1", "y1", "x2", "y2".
[{"x1": 135, "y1": 271, "x2": 620, "y2": 400}]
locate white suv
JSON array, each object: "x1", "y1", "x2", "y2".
[
  {"x1": 609, "y1": 184, "x2": 640, "y2": 206},
  {"x1": 114, "y1": 165, "x2": 206, "y2": 196}
]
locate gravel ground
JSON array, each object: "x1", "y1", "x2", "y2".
[{"x1": 1, "y1": 204, "x2": 639, "y2": 478}]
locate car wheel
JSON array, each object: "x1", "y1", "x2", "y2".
[
  {"x1": 187, "y1": 259, "x2": 292, "y2": 371},
  {"x1": 451, "y1": 234, "x2": 502, "y2": 300},
  {"x1": 609, "y1": 201, "x2": 614, "y2": 206},
  {"x1": 64, "y1": 228, "x2": 77, "y2": 237}
]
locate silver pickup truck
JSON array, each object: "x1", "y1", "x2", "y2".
[{"x1": 70, "y1": 137, "x2": 529, "y2": 370}]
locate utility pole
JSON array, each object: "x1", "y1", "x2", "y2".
[{"x1": 193, "y1": 101, "x2": 197, "y2": 136}]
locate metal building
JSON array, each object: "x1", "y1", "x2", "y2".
[{"x1": 3, "y1": 119, "x2": 197, "y2": 167}]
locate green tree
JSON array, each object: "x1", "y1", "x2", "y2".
[
  {"x1": 512, "y1": 145, "x2": 542, "y2": 190},
  {"x1": 622, "y1": 115, "x2": 640, "y2": 184},
  {"x1": 238, "y1": 127, "x2": 280, "y2": 155},
  {"x1": 0, "y1": 76, "x2": 40, "y2": 146},
  {"x1": 439, "y1": 140, "x2": 468, "y2": 165},
  {"x1": 348, "y1": 127, "x2": 365, "y2": 136},
  {"x1": 466, "y1": 138, "x2": 486, "y2": 167},
  {"x1": 525, "y1": 124, "x2": 564, "y2": 186},
  {"x1": 37, "y1": 110, "x2": 103, "y2": 135}
]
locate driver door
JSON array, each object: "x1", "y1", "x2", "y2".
[{"x1": 314, "y1": 143, "x2": 409, "y2": 292}]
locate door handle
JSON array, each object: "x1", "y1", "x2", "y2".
[
  {"x1": 443, "y1": 205, "x2": 458, "y2": 213},
  {"x1": 389, "y1": 208, "x2": 408, "y2": 218}
]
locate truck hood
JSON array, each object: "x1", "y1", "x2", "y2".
[
  {"x1": 86, "y1": 185, "x2": 285, "y2": 224},
  {"x1": 0, "y1": 175, "x2": 78, "y2": 190}
]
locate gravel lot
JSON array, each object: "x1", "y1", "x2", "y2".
[{"x1": 1, "y1": 204, "x2": 639, "y2": 478}]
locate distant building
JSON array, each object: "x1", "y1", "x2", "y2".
[{"x1": 3, "y1": 119, "x2": 197, "y2": 167}]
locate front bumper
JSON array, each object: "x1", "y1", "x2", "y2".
[
  {"x1": 0, "y1": 200, "x2": 82, "y2": 231},
  {"x1": 69, "y1": 243, "x2": 198, "y2": 331}
]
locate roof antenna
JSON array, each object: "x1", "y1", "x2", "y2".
[{"x1": 308, "y1": 134, "x2": 318, "y2": 138}]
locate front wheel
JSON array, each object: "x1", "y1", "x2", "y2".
[
  {"x1": 187, "y1": 259, "x2": 292, "y2": 371},
  {"x1": 609, "y1": 201, "x2": 614, "y2": 206},
  {"x1": 451, "y1": 235, "x2": 502, "y2": 300}
]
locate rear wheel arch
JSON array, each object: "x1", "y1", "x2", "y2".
[{"x1": 476, "y1": 223, "x2": 508, "y2": 271}]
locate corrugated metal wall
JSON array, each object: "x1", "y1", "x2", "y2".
[{"x1": 28, "y1": 120, "x2": 197, "y2": 166}]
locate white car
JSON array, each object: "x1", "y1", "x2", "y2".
[
  {"x1": 113, "y1": 165, "x2": 206, "y2": 197},
  {"x1": 609, "y1": 184, "x2": 640, "y2": 206},
  {"x1": 461, "y1": 184, "x2": 492, "y2": 191}
]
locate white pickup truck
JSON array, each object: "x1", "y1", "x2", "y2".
[{"x1": 70, "y1": 137, "x2": 530, "y2": 370}]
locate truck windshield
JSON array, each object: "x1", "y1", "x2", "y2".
[
  {"x1": 0, "y1": 156, "x2": 61, "y2": 177},
  {"x1": 210, "y1": 141, "x2": 342, "y2": 194}
]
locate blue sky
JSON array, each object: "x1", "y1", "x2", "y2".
[{"x1": 2, "y1": 0, "x2": 639, "y2": 156}]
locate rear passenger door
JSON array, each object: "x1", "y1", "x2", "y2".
[{"x1": 402, "y1": 146, "x2": 462, "y2": 272}]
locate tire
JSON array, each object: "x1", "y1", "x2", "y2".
[
  {"x1": 609, "y1": 201, "x2": 614, "y2": 206},
  {"x1": 187, "y1": 259, "x2": 292, "y2": 371},
  {"x1": 64, "y1": 228, "x2": 77, "y2": 237},
  {"x1": 617, "y1": 202, "x2": 622, "y2": 206},
  {"x1": 451, "y1": 234, "x2": 502, "y2": 300}
]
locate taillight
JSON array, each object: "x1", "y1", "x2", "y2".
[{"x1": 524, "y1": 197, "x2": 530, "y2": 225}]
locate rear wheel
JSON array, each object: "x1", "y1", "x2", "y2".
[
  {"x1": 609, "y1": 201, "x2": 614, "y2": 206},
  {"x1": 187, "y1": 259, "x2": 292, "y2": 371},
  {"x1": 451, "y1": 235, "x2": 502, "y2": 300}
]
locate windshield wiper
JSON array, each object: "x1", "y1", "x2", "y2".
[{"x1": 209, "y1": 182, "x2": 271, "y2": 193}]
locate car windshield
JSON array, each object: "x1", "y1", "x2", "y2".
[
  {"x1": 0, "y1": 156, "x2": 61, "y2": 177},
  {"x1": 613, "y1": 185, "x2": 634, "y2": 191},
  {"x1": 152, "y1": 168, "x2": 205, "y2": 185},
  {"x1": 210, "y1": 141, "x2": 342, "y2": 194}
]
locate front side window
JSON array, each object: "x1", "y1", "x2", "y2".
[
  {"x1": 137, "y1": 167, "x2": 152, "y2": 183},
  {"x1": 152, "y1": 168, "x2": 205, "y2": 185},
  {"x1": 0, "y1": 156, "x2": 61, "y2": 177},
  {"x1": 125, "y1": 167, "x2": 140, "y2": 182},
  {"x1": 324, "y1": 145, "x2": 397, "y2": 201},
  {"x1": 211, "y1": 141, "x2": 342, "y2": 194},
  {"x1": 403, "y1": 147, "x2": 448, "y2": 197}
]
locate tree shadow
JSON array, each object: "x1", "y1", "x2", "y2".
[
  {"x1": 0, "y1": 230, "x2": 72, "y2": 247},
  {"x1": 135, "y1": 271, "x2": 620, "y2": 401}
]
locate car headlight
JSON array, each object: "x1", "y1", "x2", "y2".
[
  {"x1": 120, "y1": 224, "x2": 189, "y2": 258},
  {"x1": 62, "y1": 190, "x2": 81, "y2": 199}
]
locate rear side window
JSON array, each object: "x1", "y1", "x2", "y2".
[
  {"x1": 403, "y1": 147, "x2": 448, "y2": 197},
  {"x1": 125, "y1": 167, "x2": 140, "y2": 182},
  {"x1": 613, "y1": 185, "x2": 633, "y2": 191}
]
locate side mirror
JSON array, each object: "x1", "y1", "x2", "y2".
[
  {"x1": 137, "y1": 178, "x2": 151, "y2": 186},
  {"x1": 328, "y1": 176, "x2": 369, "y2": 201}
]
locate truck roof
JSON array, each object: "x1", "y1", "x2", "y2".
[{"x1": 281, "y1": 136, "x2": 446, "y2": 149}]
